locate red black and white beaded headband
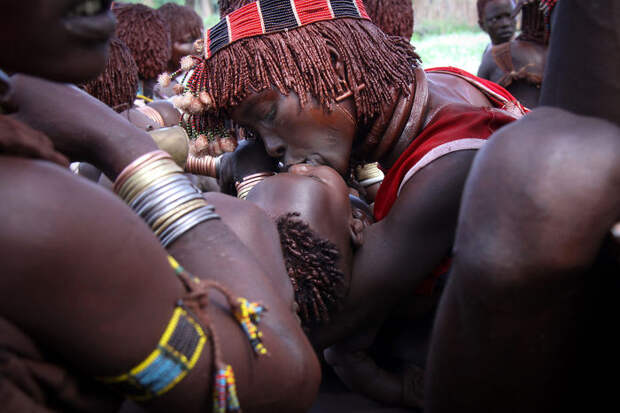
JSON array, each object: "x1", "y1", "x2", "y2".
[{"x1": 205, "y1": 0, "x2": 371, "y2": 59}]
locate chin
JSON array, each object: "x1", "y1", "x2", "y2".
[{"x1": 38, "y1": 50, "x2": 108, "y2": 84}]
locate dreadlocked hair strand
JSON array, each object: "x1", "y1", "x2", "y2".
[
  {"x1": 114, "y1": 4, "x2": 172, "y2": 80},
  {"x1": 516, "y1": 0, "x2": 549, "y2": 44},
  {"x1": 158, "y1": 3, "x2": 203, "y2": 45},
  {"x1": 277, "y1": 213, "x2": 346, "y2": 328},
  {"x1": 80, "y1": 37, "x2": 139, "y2": 113},
  {"x1": 183, "y1": 18, "x2": 419, "y2": 145},
  {"x1": 363, "y1": 0, "x2": 414, "y2": 39}
]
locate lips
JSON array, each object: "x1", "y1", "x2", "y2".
[{"x1": 63, "y1": 0, "x2": 115, "y2": 43}]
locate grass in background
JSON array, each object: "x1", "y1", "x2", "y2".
[
  {"x1": 412, "y1": 31, "x2": 489, "y2": 74},
  {"x1": 412, "y1": 20, "x2": 489, "y2": 75}
]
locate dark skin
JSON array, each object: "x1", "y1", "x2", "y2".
[
  {"x1": 231, "y1": 69, "x2": 493, "y2": 346},
  {"x1": 427, "y1": 1, "x2": 620, "y2": 411},
  {"x1": 478, "y1": 0, "x2": 517, "y2": 45},
  {"x1": 477, "y1": 39, "x2": 547, "y2": 108},
  {"x1": 169, "y1": 31, "x2": 199, "y2": 72},
  {"x1": 228, "y1": 51, "x2": 498, "y2": 407},
  {"x1": 0, "y1": 1, "x2": 319, "y2": 410}
]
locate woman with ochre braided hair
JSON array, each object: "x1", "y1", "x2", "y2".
[
  {"x1": 79, "y1": 36, "x2": 180, "y2": 132},
  {"x1": 156, "y1": 3, "x2": 204, "y2": 99},
  {"x1": 0, "y1": 1, "x2": 320, "y2": 411},
  {"x1": 113, "y1": 3, "x2": 171, "y2": 100},
  {"x1": 164, "y1": 0, "x2": 525, "y2": 407}
]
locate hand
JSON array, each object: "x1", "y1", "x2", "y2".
[
  {"x1": 218, "y1": 139, "x2": 278, "y2": 195},
  {"x1": 324, "y1": 344, "x2": 424, "y2": 409},
  {"x1": 7, "y1": 74, "x2": 157, "y2": 178},
  {"x1": 0, "y1": 114, "x2": 69, "y2": 166}
]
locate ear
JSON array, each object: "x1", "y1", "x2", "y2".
[
  {"x1": 326, "y1": 41, "x2": 347, "y2": 86},
  {"x1": 348, "y1": 210, "x2": 370, "y2": 249}
]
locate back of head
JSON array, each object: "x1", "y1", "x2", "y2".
[
  {"x1": 158, "y1": 3, "x2": 203, "y2": 44},
  {"x1": 363, "y1": 0, "x2": 414, "y2": 39},
  {"x1": 81, "y1": 37, "x2": 139, "y2": 113},
  {"x1": 113, "y1": 3, "x2": 171, "y2": 80}
]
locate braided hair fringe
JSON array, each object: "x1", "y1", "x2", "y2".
[
  {"x1": 363, "y1": 0, "x2": 414, "y2": 39},
  {"x1": 114, "y1": 4, "x2": 171, "y2": 80},
  {"x1": 81, "y1": 38, "x2": 139, "y2": 113},
  {"x1": 183, "y1": 18, "x2": 419, "y2": 147}
]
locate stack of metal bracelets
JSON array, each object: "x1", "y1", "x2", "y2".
[
  {"x1": 185, "y1": 153, "x2": 221, "y2": 178},
  {"x1": 356, "y1": 162, "x2": 385, "y2": 188},
  {"x1": 114, "y1": 150, "x2": 220, "y2": 247},
  {"x1": 235, "y1": 172, "x2": 275, "y2": 200}
]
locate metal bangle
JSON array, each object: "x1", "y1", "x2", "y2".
[
  {"x1": 135, "y1": 182, "x2": 198, "y2": 218},
  {"x1": 128, "y1": 174, "x2": 187, "y2": 209},
  {"x1": 152, "y1": 200, "x2": 210, "y2": 235},
  {"x1": 359, "y1": 176, "x2": 384, "y2": 187},
  {"x1": 143, "y1": 192, "x2": 205, "y2": 226},
  {"x1": 160, "y1": 209, "x2": 221, "y2": 247},
  {"x1": 119, "y1": 162, "x2": 183, "y2": 202}
]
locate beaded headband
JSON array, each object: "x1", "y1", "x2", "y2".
[{"x1": 205, "y1": 0, "x2": 371, "y2": 59}]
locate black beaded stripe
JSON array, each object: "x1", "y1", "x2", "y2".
[
  {"x1": 330, "y1": 0, "x2": 360, "y2": 18},
  {"x1": 167, "y1": 313, "x2": 201, "y2": 361},
  {"x1": 209, "y1": 19, "x2": 230, "y2": 56},
  {"x1": 260, "y1": 0, "x2": 299, "y2": 32}
]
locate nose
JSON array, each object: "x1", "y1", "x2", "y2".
[
  {"x1": 289, "y1": 163, "x2": 314, "y2": 175},
  {"x1": 261, "y1": 134, "x2": 286, "y2": 158}
]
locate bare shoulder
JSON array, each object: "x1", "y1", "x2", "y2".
[
  {"x1": 459, "y1": 107, "x2": 620, "y2": 270},
  {"x1": 477, "y1": 107, "x2": 620, "y2": 190},
  {"x1": 0, "y1": 156, "x2": 166, "y2": 288}
]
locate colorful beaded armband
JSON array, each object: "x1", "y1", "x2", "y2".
[
  {"x1": 168, "y1": 256, "x2": 269, "y2": 411},
  {"x1": 99, "y1": 306, "x2": 207, "y2": 401}
]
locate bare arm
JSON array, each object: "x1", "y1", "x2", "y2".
[
  {"x1": 0, "y1": 158, "x2": 319, "y2": 412},
  {"x1": 426, "y1": 108, "x2": 620, "y2": 412},
  {"x1": 311, "y1": 150, "x2": 477, "y2": 348}
]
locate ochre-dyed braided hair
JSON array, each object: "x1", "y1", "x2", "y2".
[
  {"x1": 113, "y1": 3, "x2": 171, "y2": 80},
  {"x1": 218, "y1": 0, "x2": 243, "y2": 17},
  {"x1": 515, "y1": 0, "x2": 552, "y2": 44},
  {"x1": 157, "y1": 3, "x2": 203, "y2": 45},
  {"x1": 80, "y1": 37, "x2": 139, "y2": 113},
  {"x1": 177, "y1": 15, "x2": 420, "y2": 154},
  {"x1": 363, "y1": 0, "x2": 414, "y2": 39},
  {"x1": 277, "y1": 213, "x2": 345, "y2": 327}
]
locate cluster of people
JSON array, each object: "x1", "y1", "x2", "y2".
[{"x1": 1, "y1": 0, "x2": 619, "y2": 412}]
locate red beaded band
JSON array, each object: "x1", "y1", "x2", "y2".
[{"x1": 205, "y1": 0, "x2": 370, "y2": 59}]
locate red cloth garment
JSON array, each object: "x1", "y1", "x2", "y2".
[
  {"x1": 373, "y1": 67, "x2": 522, "y2": 295},
  {"x1": 426, "y1": 66, "x2": 529, "y2": 115},
  {"x1": 374, "y1": 103, "x2": 518, "y2": 221}
]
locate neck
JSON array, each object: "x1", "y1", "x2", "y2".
[{"x1": 362, "y1": 67, "x2": 430, "y2": 169}]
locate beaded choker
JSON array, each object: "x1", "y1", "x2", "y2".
[{"x1": 205, "y1": 0, "x2": 370, "y2": 58}]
